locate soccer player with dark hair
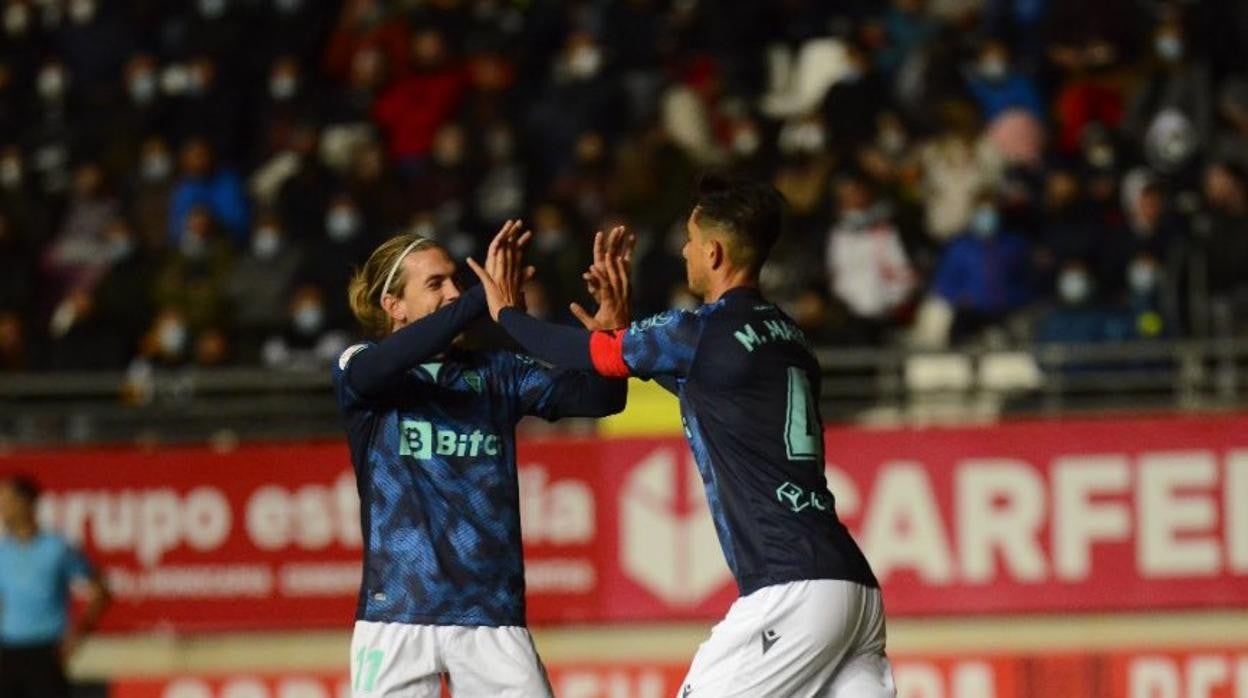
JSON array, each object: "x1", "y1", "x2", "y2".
[
  {"x1": 0, "y1": 474, "x2": 111, "y2": 698},
  {"x1": 470, "y1": 178, "x2": 895, "y2": 697},
  {"x1": 333, "y1": 221, "x2": 629, "y2": 697}
]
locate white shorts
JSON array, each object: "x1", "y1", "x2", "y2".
[
  {"x1": 679, "y1": 579, "x2": 896, "y2": 698},
  {"x1": 349, "y1": 621, "x2": 553, "y2": 698}
]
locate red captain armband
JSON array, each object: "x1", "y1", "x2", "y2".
[{"x1": 589, "y1": 330, "x2": 630, "y2": 378}]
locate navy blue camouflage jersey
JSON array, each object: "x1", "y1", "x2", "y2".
[
  {"x1": 593, "y1": 287, "x2": 878, "y2": 596},
  {"x1": 332, "y1": 345, "x2": 623, "y2": 627}
]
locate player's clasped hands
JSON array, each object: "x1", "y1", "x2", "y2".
[
  {"x1": 467, "y1": 219, "x2": 533, "y2": 321},
  {"x1": 470, "y1": 220, "x2": 635, "y2": 330},
  {"x1": 573, "y1": 225, "x2": 634, "y2": 331}
]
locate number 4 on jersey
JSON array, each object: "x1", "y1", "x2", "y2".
[{"x1": 785, "y1": 367, "x2": 823, "y2": 461}]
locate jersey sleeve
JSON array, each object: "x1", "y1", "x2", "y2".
[
  {"x1": 613, "y1": 310, "x2": 704, "y2": 380},
  {"x1": 331, "y1": 341, "x2": 374, "y2": 410},
  {"x1": 504, "y1": 353, "x2": 627, "y2": 420}
]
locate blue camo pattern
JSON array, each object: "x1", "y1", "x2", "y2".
[{"x1": 332, "y1": 347, "x2": 569, "y2": 627}]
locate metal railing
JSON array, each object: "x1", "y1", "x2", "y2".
[{"x1": 1, "y1": 339, "x2": 1246, "y2": 446}]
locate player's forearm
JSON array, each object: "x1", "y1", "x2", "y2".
[
  {"x1": 348, "y1": 285, "x2": 487, "y2": 396},
  {"x1": 548, "y1": 372, "x2": 628, "y2": 418},
  {"x1": 498, "y1": 307, "x2": 597, "y2": 372}
]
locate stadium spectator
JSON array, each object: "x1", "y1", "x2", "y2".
[
  {"x1": 825, "y1": 174, "x2": 917, "y2": 344},
  {"x1": 1097, "y1": 174, "x2": 1185, "y2": 298},
  {"x1": 526, "y1": 201, "x2": 591, "y2": 325},
  {"x1": 1035, "y1": 260, "x2": 1134, "y2": 345},
  {"x1": 323, "y1": 0, "x2": 410, "y2": 85},
  {"x1": 271, "y1": 121, "x2": 337, "y2": 242},
  {"x1": 1213, "y1": 79, "x2": 1248, "y2": 171},
  {"x1": 261, "y1": 284, "x2": 350, "y2": 370},
  {"x1": 169, "y1": 138, "x2": 250, "y2": 248},
  {"x1": 931, "y1": 192, "x2": 1037, "y2": 342},
  {"x1": 298, "y1": 191, "x2": 374, "y2": 331},
  {"x1": 130, "y1": 135, "x2": 177, "y2": 252},
  {"x1": 1122, "y1": 252, "x2": 1176, "y2": 340},
  {"x1": 917, "y1": 101, "x2": 1004, "y2": 242},
  {"x1": 1124, "y1": 15, "x2": 1213, "y2": 173},
  {"x1": 167, "y1": 55, "x2": 245, "y2": 163},
  {"x1": 46, "y1": 219, "x2": 152, "y2": 370},
  {"x1": 4, "y1": 0, "x2": 1248, "y2": 371},
  {"x1": 224, "y1": 214, "x2": 304, "y2": 361},
  {"x1": 42, "y1": 161, "x2": 120, "y2": 299},
  {"x1": 965, "y1": 39, "x2": 1045, "y2": 122},
  {"x1": 1194, "y1": 162, "x2": 1248, "y2": 335},
  {"x1": 373, "y1": 27, "x2": 467, "y2": 168},
  {"x1": 154, "y1": 206, "x2": 235, "y2": 332},
  {"x1": 343, "y1": 138, "x2": 408, "y2": 234}
]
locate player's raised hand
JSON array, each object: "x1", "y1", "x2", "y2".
[
  {"x1": 468, "y1": 219, "x2": 534, "y2": 321},
  {"x1": 571, "y1": 225, "x2": 634, "y2": 330}
]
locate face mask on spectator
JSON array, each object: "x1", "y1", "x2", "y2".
[
  {"x1": 567, "y1": 46, "x2": 602, "y2": 79},
  {"x1": 49, "y1": 298, "x2": 79, "y2": 338},
  {"x1": 37, "y1": 66, "x2": 66, "y2": 101},
  {"x1": 269, "y1": 74, "x2": 298, "y2": 100},
  {"x1": 326, "y1": 207, "x2": 361, "y2": 241},
  {"x1": 486, "y1": 130, "x2": 514, "y2": 161},
  {"x1": 732, "y1": 126, "x2": 761, "y2": 156},
  {"x1": 181, "y1": 232, "x2": 207, "y2": 259},
  {"x1": 293, "y1": 304, "x2": 324, "y2": 335},
  {"x1": 971, "y1": 205, "x2": 998, "y2": 238},
  {"x1": 412, "y1": 219, "x2": 436, "y2": 239},
  {"x1": 252, "y1": 227, "x2": 281, "y2": 258},
  {"x1": 1058, "y1": 271, "x2": 1090, "y2": 304},
  {"x1": 158, "y1": 322, "x2": 188, "y2": 355},
  {"x1": 68, "y1": 0, "x2": 95, "y2": 25},
  {"x1": 778, "y1": 121, "x2": 825, "y2": 156},
  {"x1": 978, "y1": 56, "x2": 1007, "y2": 80},
  {"x1": 185, "y1": 66, "x2": 209, "y2": 97},
  {"x1": 107, "y1": 236, "x2": 136, "y2": 262},
  {"x1": 161, "y1": 64, "x2": 190, "y2": 96},
  {"x1": 142, "y1": 152, "x2": 171, "y2": 182},
  {"x1": 1129, "y1": 261, "x2": 1158, "y2": 294},
  {"x1": 199, "y1": 0, "x2": 227, "y2": 19},
  {"x1": 878, "y1": 128, "x2": 907, "y2": 156},
  {"x1": 1087, "y1": 144, "x2": 1115, "y2": 170},
  {"x1": 130, "y1": 71, "x2": 157, "y2": 104},
  {"x1": 1155, "y1": 35, "x2": 1183, "y2": 62},
  {"x1": 535, "y1": 228, "x2": 566, "y2": 253},
  {"x1": 0, "y1": 158, "x2": 20, "y2": 189},
  {"x1": 3, "y1": 3, "x2": 29, "y2": 35},
  {"x1": 842, "y1": 209, "x2": 870, "y2": 228}
]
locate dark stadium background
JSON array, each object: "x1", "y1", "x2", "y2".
[{"x1": 1, "y1": 0, "x2": 1247, "y2": 696}]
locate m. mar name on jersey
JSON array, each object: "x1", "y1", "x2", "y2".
[{"x1": 733, "y1": 317, "x2": 811, "y2": 352}]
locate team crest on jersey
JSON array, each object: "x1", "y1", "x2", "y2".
[
  {"x1": 338, "y1": 343, "x2": 368, "y2": 370},
  {"x1": 463, "y1": 370, "x2": 484, "y2": 394}
]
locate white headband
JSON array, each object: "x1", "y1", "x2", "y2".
[{"x1": 379, "y1": 238, "x2": 425, "y2": 309}]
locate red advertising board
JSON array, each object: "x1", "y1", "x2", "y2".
[
  {"x1": 107, "y1": 647, "x2": 1248, "y2": 698},
  {"x1": 3, "y1": 414, "x2": 1246, "y2": 632}
]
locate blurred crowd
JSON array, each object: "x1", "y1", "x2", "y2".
[{"x1": 3, "y1": 0, "x2": 1248, "y2": 374}]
